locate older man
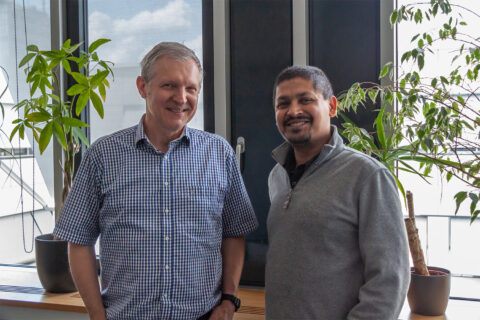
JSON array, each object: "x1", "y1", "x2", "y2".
[
  {"x1": 265, "y1": 65, "x2": 409, "y2": 319},
  {"x1": 54, "y1": 42, "x2": 258, "y2": 320}
]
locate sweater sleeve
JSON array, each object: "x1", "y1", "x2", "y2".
[{"x1": 347, "y1": 168, "x2": 410, "y2": 320}]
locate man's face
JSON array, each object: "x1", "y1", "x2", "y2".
[
  {"x1": 274, "y1": 77, "x2": 337, "y2": 147},
  {"x1": 137, "y1": 56, "x2": 201, "y2": 137}
]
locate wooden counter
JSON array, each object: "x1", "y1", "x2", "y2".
[
  {"x1": 1, "y1": 265, "x2": 480, "y2": 319},
  {"x1": 0, "y1": 265, "x2": 263, "y2": 319}
]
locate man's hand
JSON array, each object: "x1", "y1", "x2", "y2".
[{"x1": 208, "y1": 300, "x2": 235, "y2": 320}]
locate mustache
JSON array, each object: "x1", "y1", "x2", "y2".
[{"x1": 284, "y1": 114, "x2": 312, "y2": 125}]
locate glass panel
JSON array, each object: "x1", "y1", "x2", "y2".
[
  {"x1": 0, "y1": 0, "x2": 54, "y2": 264},
  {"x1": 397, "y1": 0, "x2": 480, "y2": 297},
  {"x1": 87, "y1": 0, "x2": 204, "y2": 142}
]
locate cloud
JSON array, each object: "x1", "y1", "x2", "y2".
[
  {"x1": 89, "y1": 0, "x2": 192, "y2": 64},
  {"x1": 114, "y1": 0, "x2": 190, "y2": 35},
  {"x1": 88, "y1": 11, "x2": 112, "y2": 41}
]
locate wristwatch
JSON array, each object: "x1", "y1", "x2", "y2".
[{"x1": 221, "y1": 293, "x2": 241, "y2": 312}]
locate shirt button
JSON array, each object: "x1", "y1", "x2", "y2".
[
  {"x1": 164, "y1": 181, "x2": 169, "y2": 186},
  {"x1": 164, "y1": 155, "x2": 168, "y2": 160},
  {"x1": 165, "y1": 265, "x2": 169, "y2": 270},
  {"x1": 163, "y1": 293, "x2": 168, "y2": 298},
  {"x1": 165, "y1": 209, "x2": 169, "y2": 214},
  {"x1": 165, "y1": 236, "x2": 170, "y2": 241}
]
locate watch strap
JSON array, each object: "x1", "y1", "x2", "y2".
[{"x1": 221, "y1": 293, "x2": 241, "y2": 312}]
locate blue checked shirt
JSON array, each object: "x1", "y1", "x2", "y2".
[{"x1": 53, "y1": 117, "x2": 258, "y2": 319}]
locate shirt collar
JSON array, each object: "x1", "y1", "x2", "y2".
[{"x1": 135, "y1": 114, "x2": 191, "y2": 149}]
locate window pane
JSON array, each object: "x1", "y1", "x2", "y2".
[
  {"x1": 397, "y1": 0, "x2": 480, "y2": 298},
  {"x1": 87, "y1": 0, "x2": 204, "y2": 142},
  {"x1": 0, "y1": 0, "x2": 54, "y2": 264}
]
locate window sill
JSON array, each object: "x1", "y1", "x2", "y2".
[
  {"x1": 0, "y1": 265, "x2": 85, "y2": 313},
  {"x1": 2, "y1": 265, "x2": 480, "y2": 319}
]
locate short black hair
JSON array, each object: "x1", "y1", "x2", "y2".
[{"x1": 273, "y1": 65, "x2": 334, "y2": 105}]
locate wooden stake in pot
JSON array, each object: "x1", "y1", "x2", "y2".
[{"x1": 404, "y1": 191, "x2": 430, "y2": 276}]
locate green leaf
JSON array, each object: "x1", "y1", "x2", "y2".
[
  {"x1": 26, "y1": 44, "x2": 39, "y2": 52},
  {"x1": 90, "y1": 70, "x2": 109, "y2": 87},
  {"x1": 18, "y1": 53, "x2": 36, "y2": 68},
  {"x1": 469, "y1": 192, "x2": 478, "y2": 203},
  {"x1": 470, "y1": 193, "x2": 479, "y2": 214},
  {"x1": 9, "y1": 123, "x2": 22, "y2": 141},
  {"x1": 88, "y1": 38, "x2": 111, "y2": 53},
  {"x1": 26, "y1": 112, "x2": 51, "y2": 122},
  {"x1": 358, "y1": 87, "x2": 365, "y2": 100},
  {"x1": 62, "y1": 39, "x2": 71, "y2": 49},
  {"x1": 72, "y1": 127, "x2": 89, "y2": 147},
  {"x1": 19, "y1": 124, "x2": 25, "y2": 139},
  {"x1": 423, "y1": 137, "x2": 434, "y2": 150},
  {"x1": 98, "y1": 81, "x2": 106, "y2": 101},
  {"x1": 90, "y1": 90, "x2": 104, "y2": 118},
  {"x1": 39, "y1": 121, "x2": 54, "y2": 154},
  {"x1": 368, "y1": 90, "x2": 378, "y2": 103},
  {"x1": 61, "y1": 59, "x2": 72, "y2": 74},
  {"x1": 379, "y1": 65, "x2": 389, "y2": 79},
  {"x1": 374, "y1": 105, "x2": 386, "y2": 149},
  {"x1": 454, "y1": 191, "x2": 468, "y2": 215},
  {"x1": 58, "y1": 117, "x2": 88, "y2": 127},
  {"x1": 471, "y1": 211, "x2": 480, "y2": 224},
  {"x1": 390, "y1": 11, "x2": 398, "y2": 25},
  {"x1": 52, "y1": 121, "x2": 67, "y2": 150},
  {"x1": 75, "y1": 90, "x2": 90, "y2": 116},
  {"x1": 417, "y1": 55, "x2": 425, "y2": 70},
  {"x1": 446, "y1": 171, "x2": 453, "y2": 182},
  {"x1": 66, "y1": 84, "x2": 88, "y2": 96},
  {"x1": 65, "y1": 42, "x2": 83, "y2": 54},
  {"x1": 71, "y1": 72, "x2": 89, "y2": 85}
]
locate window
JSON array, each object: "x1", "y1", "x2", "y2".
[
  {"x1": 0, "y1": 0, "x2": 54, "y2": 264},
  {"x1": 87, "y1": 0, "x2": 204, "y2": 141},
  {"x1": 397, "y1": 0, "x2": 480, "y2": 299}
]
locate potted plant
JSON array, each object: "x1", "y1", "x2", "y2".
[
  {"x1": 10, "y1": 38, "x2": 113, "y2": 293},
  {"x1": 338, "y1": 0, "x2": 479, "y2": 315},
  {"x1": 339, "y1": 0, "x2": 479, "y2": 223}
]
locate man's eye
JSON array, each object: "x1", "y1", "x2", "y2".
[
  {"x1": 162, "y1": 83, "x2": 174, "y2": 89},
  {"x1": 187, "y1": 87, "x2": 198, "y2": 93},
  {"x1": 276, "y1": 102, "x2": 289, "y2": 109},
  {"x1": 300, "y1": 98, "x2": 313, "y2": 104}
]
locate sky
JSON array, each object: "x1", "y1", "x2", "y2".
[{"x1": 88, "y1": 0, "x2": 203, "y2": 66}]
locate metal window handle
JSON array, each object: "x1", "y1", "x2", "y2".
[{"x1": 236, "y1": 136, "x2": 245, "y2": 173}]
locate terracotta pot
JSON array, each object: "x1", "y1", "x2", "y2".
[
  {"x1": 35, "y1": 233, "x2": 77, "y2": 293},
  {"x1": 407, "y1": 266, "x2": 451, "y2": 316}
]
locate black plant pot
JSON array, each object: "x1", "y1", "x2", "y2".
[
  {"x1": 407, "y1": 266, "x2": 451, "y2": 316},
  {"x1": 35, "y1": 233, "x2": 77, "y2": 293}
]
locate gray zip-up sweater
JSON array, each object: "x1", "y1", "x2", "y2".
[{"x1": 265, "y1": 126, "x2": 410, "y2": 320}]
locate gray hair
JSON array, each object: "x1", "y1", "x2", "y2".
[
  {"x1": 140, "y1": 42, "x2": 203, "y2": 84},
  {"x1": 273, "y1": 65, "x2": 334, "y2": 105}
]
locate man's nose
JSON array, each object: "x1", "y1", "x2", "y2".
[
  {"x1": 172, "y1": 87, "x2": 188, "y2": 104},
  {"x1": 286, "y1": 101, "x2": 303, "y2": 116}
]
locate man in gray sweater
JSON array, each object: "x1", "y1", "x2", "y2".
[{"x1": 265, "y1": 65, "x2": 410, "y2": 319}]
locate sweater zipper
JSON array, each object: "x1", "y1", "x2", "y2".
[{"x1": 283, "y1": 188, "x2": 293, "y2": 209}]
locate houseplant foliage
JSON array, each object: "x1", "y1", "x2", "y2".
[
  {"x1": 339, "y1": 0, "x2": 480, "y2": 222},
  {"x1": 10, "y1": 38, "x2": 113, "y2": 206}
]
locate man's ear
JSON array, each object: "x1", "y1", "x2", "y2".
[
  {"x1": 136, "y1": 76, "x2": 147, "y2": 99},
  {"x1": 328, "y1": 96, "x2": 338, "y2": 117}
]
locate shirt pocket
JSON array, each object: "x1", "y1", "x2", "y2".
[{"x1": 180, "y1": 184, "x2": 225, "y2": 242}]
